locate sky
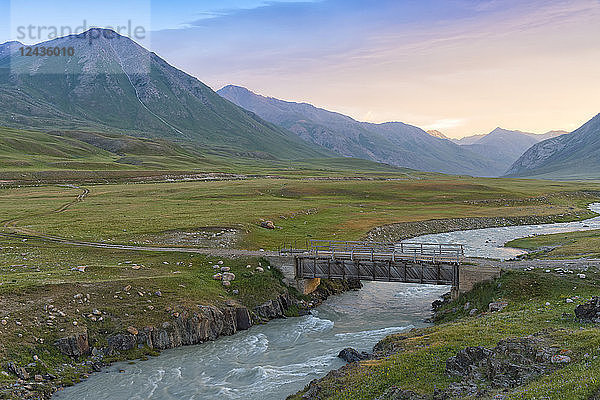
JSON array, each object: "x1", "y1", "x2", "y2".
[{"x1": 1, "y1": 0, "x2": 599, "y2": 138}]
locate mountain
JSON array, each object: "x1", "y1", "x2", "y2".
[
  {"x1": 452, "y1": 134, "x2": 486, "y2": 145},
  {"x1": 218, "y1": 85, "x2": 499, "y2": 176},
  {"x1": 453, "y1": 128, "x2": 569, "y2": 175},
  {"x1": 427, "y1": 130, "x2": 450, "y2": 140},
  {"x1": 0, "y1": 29, "x2": 330, "y2": 160},
  {"x1": 506, "y1": 114, "x2": 600, "y2": 179}
]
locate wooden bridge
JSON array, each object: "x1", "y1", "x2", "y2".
[{"x1": 278, "y1": 240, "x2": 464, "y2": 287}]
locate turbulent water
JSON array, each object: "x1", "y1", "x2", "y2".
[
  {"x1": 54, "y1": 203, "x2": 600, "y2": 400},
  {"x1": 407, "y1": 203, "x2": 600, "y2": 260},
  {"x1": 54, "y1": 283, "x2": 447, "y2": 400}
]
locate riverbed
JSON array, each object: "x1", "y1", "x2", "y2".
[
  {"x1": 54, "y1": 203, "x2": 600, "y2": 399},
  {"x1": 407, "y1": 203, "x2": 600, "y2": 260}
]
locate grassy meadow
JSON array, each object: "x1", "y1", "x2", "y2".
[{"x1": 1, "y1": 176, "x2": 599, "y2": 250}]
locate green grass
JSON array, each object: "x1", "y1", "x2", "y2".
[
  {"x1": 290, "y1": 269, "x2": 600, "y2": 400},
  {"x1": 507, "y1": 230, "x2": 600, "y2": 259},
  {"x1": 1, "y1": 176, "x2": 598, "y2": 250}
]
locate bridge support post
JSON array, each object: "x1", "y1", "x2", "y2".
[{"x1": 266, "y1": 256, "x2": 321, "y2": 295}]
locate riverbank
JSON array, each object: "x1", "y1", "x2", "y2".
[
  {"x1": 0, "y1": 233, "x2": 361, "y2": 400},
  {"x1": 366, "y1": 202, "x2": 598, "y2": 243},
  {"x1": 290, "y1": 268, "x2": 600, "y2": 400}
]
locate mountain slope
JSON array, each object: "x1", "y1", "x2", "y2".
[
  {"x1": 506, "y1": 114, "x2": 600, "y2": 179},
  {"x1": 0, "y1": 29, "x2": 330, "y2": 160},
  {"x1": 453, "y1": 128, "x2": 569, "y2": 175},
  {"x1": 427, "y1": 130, "x2": 450, "y2": 140},
  {"x1": 218, "y1": 85, "x2": 501, "y2": 176}
]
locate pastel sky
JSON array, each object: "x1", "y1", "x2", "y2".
[{"x1": 2, "y1": 0, "x2": 599, "y2": 138}]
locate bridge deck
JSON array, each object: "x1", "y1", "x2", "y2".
[{"x1": 280, "y1": 240, "x2": 464, "y2": 286}]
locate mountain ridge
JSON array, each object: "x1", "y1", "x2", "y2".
[
  {"x1": 218, "y1": 85, "x2": 506, "y2": 176},
  {"x1": 0, "y1": 29, "x2": 331, "y2": 160},
  {"x1": 506, "y1": 113, "x2": 600, "y2": 179}
]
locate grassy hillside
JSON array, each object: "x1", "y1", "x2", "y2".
[
  {"x1": 0, "y1": 127, "x2": 221, "y2": 171},
  {"x1": 291, "y1": 269, "x2": 600, "y2": 400},
  {"x1": 0, "y1": 31, "x2": 331, "y2": 160}
]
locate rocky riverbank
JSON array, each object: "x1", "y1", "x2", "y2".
[
  {"x1": 0, "y1": 273, "x2": 363, "y2": 400},
  {"x1": 289, "y1": 267, "x2": 600, "y2": 400},
  {"x1": 365, "y1": 209, "x2": 597, "y2": 243}
]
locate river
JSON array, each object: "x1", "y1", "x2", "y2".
[{"x1": 54, "y1": 203, "x2": 600, "y2": 400}]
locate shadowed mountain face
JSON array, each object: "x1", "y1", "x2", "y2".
[
  {"x1": 506, "y1": 114, "x2": 600, "y2": 179},
  {"x1": 218, "y1": 85, "x2": 504, "y2": 176},
  {"x1": 452, "y1": 128, "x2": 568, "y2": 175},
  {"x1": 0, "y1": 29, "x2": 330, "y2": 160}
]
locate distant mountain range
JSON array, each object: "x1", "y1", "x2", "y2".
[
  {"x1": 506, "y1": 114, "x2": 600, "y2": 179},
  {"x1": 218, "y1": 85, "x2": 507, "y2": 176},
  {"x1": 0, "y1": 29, "x2": 588, "y2": 178},
  {"x1": 0, "y1": 29, "x2": 330, "y2": 160}
]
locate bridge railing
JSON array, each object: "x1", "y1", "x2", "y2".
[{"x1": 306, "y1": 240, "x2": 464, "y2": 264}]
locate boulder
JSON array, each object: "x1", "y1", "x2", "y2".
[
  {"x1": 338, "y1": 348, "x2": 369, "y2": 363},
  {"x1": 446, "y1": 337, "x2": 560, "y2": 393},
  {"x1": 260, "y1": 221, "x2": 275, "y2": 229},
  {"x1": 488, "y1": 301, "x2": 508, "y2": 312},
  {"x1": 222, "y1": 272, "x2": 236, "y2": 281},
  {"x1": 575, "y1": 297, "x2": 600, "y2": 322},
  {"x1": 54, "y1": 331, "x2": 90, "y2": 357},
  {"x1": 6, "y1": 362, "x2": 29, "y2": 380}
]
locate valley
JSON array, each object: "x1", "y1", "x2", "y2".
[{"x1": 0, "y1": 10, "x2": 599, "y2": 400}]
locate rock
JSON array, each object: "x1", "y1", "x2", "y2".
[
  {"x1": 260, "y1": 220, "x2": 275, "y2": 229},
  {"x1": 566, "y1": 298, "x2": 574, "y2": 303},
  {"x1": 255, "y1": 267, "x2": 264, "y2": 273},
  {"x1": 124, "y1": 285, "x2": 132, "y2": 292},
  {"x1": 107, "y1": 333, "x2": 137, "y2": 353},
  {"x1": 6, "y1": 362, "x2": 29, "y2": 380},
  {"x1": 92, "y1": 309, "x2": 102, "y2": 315},
  {"x1": 220, "y1": 266, "x2": 231, "y2": 272},
  {"x1": 1, "y1": 320, "x2": 6, "y2": 326},
  {"x1": 34, "y1": 374, "x2": 43, "y2": 382},
  {"x1": 578, "y1": 274, "x2": 587, "y2": 279},
  {"x1": 222, "y1": 272, "x2": 236, "y2": 282},
  {"x1": 127, "y1": 326, "x2": 139, "y2": 335},
  {"x1": 253, "y1": 294, "x2": 291, "y2": 322},
  {"x1": 213, "y1": 273, "x2": 223, "y2": 281},
  {"x1": 54, "y1": 331, "x2": 90, "y2": 357},
  {"x1": 575, "y1": 297, "x2": 600, "y2": 322},
  {"x1": 446, "y1": 337, "x2": 560, "y2": 395},
  {"x1": 338, "y1": 348, "x2": 369, "y2": 363},
  {"x1": 222, "y1": 281, "x2": 231, "y2": 287},
  {"x1": 155, "y1": 291, "x2": 162, "y2": 297},
  {"x1": 375, "y1": 387, "x2": 428, "y2": 400},
  {"x1": 463, "y1": 302, "x2": 471, "y2": 311},
  {"x1": 488, "y1": 301, "x2": 508, "y2": 312},
  {"x1": 551, "y1": 354, "x2": 571, "y2": 364},
  {"x1": 469, "y1": 308, "x2": 479, "y2": 316}
]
